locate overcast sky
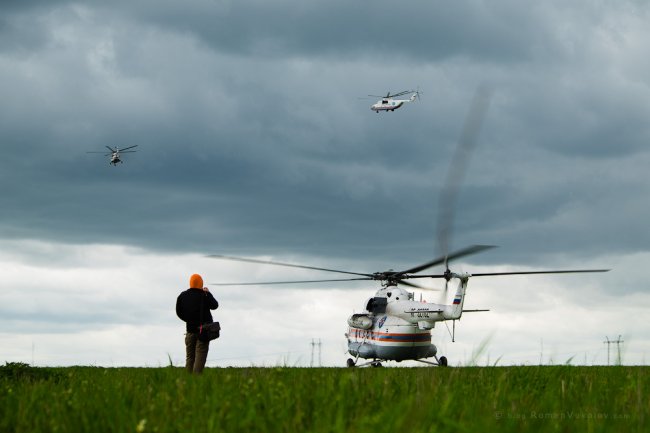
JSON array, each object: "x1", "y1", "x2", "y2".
[{"x1": 1, "y1": 0, "x2": 649, "y2": 367}]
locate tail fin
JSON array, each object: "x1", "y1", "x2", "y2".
[{"x1": 443, "y1": 274, "x2": 470, "y2": 320}]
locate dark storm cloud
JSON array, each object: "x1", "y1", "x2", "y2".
[
  {"x1": 1, "y1": 0, "x2": 649, "y2": 272},
  {"x1": 125, "y1": 0, "x2": 542, "y2": 63},
  {"x1": 0, "y1": 0, "x2": 559, "y2": 62}
]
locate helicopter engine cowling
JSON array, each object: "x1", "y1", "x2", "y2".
[{"x1": 347, "y1": 314, "x2": 373, "y2": 330}]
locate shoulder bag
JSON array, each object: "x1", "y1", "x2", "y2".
[{"x1": 198, "y1": 292, "x2": 220, "y2": 342}]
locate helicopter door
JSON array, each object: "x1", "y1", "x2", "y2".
[{"x1": 366, "y1": 297, "x2": 387, "y2": 314}]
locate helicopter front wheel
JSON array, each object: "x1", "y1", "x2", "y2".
[
  {"x1": 438, "y1": 356, "x2": 448, "y2": 367},
  {"x1": 346, "y1": 358, "x2": 356, "y2": 368}
]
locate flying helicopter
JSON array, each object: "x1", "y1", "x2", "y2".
[
  {"x1": 87, "y1": 145, "x2": 138, "y2": 165},
  {"x1": 207, "y1": 87, "x2": 609, "y2": 367},
  {"x1": 368, "y1": 89, "x2": 421, "y2": 113}
]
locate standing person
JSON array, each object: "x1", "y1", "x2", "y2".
[{"x1": 176, "y1": 274, "x2": 219, "y2": 374}]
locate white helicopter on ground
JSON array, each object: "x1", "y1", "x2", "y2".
[
  {"x1": 87, "y1": 145, "x2": 138, "y2": 166},
  {"x1": 369, "y1": 90, "x2": 420, "y2": 113},
  {"x1": 207, "y1": 250, "x2": 608, "y2": 367},
  {"x1": 207, "y1": 87, "x2": 609, "y2": 367}
]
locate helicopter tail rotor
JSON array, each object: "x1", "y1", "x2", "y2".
[
  {"x1": 442, "y1": 267, "x2": 451, "y2": 302},
  {"x1": 411, "y1": 87, "x2": 422, "y2": 102}
]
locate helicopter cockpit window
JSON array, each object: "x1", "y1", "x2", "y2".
[{"x1": 366, "y1": 297, "x2": 387, "y2": 314}]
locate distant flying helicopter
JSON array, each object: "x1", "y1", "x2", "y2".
[
  {"x1": 369, "y1": 90, "x2": 420, "y2": 113},
  {"x1": 87, "y1": 145, "x2": 138, "y2": 166}
]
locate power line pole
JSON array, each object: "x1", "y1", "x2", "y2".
[
  {"x1": 603, "y1": 335, "x2": 624, "y2": 365},
  {"x1": 310, "y1": 338, "x2": 322, "y2": 367}
]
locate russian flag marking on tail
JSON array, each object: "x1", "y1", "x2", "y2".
[{"x1": 452, "y1": 296, "x2": 462, "y2": 305}]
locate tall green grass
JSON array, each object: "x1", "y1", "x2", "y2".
[{"x1": 1, "y1": 362, "x2": 647, "y2": 432}]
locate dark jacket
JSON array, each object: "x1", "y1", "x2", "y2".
[{"x1": 176, "y1": 288, "x2": 219, "y2": 333}]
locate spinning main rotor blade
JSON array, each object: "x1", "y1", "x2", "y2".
[
  {"x1": 105, "y1": 146, "x2": 116, "y2": 152},
  {"x1": 206, "y1": 254, "x2": 374, "y2": 278},
  {"x1": 410, "y1": 268, "x2": 610, "y2": 279},
  {"x1": 470, "y1": 269, "x2": 610, "y2": 277},
  {"x1": 209, "y1": 276, "x2": 443, "y2": 290},
  {"x1": 394, "y1": 244, "x2": 496, "y2": 277},
  {"x1": 210, "y1": 277, "x2": 373, "y2": 286},
  {"x1": 368, "y1": 90, "x2": 412, "y2": 99},
  {"x1": 119, "y1": 151, "x2": 137, "y2": 153},
  {"x1": 398, "y1": 280, "x2": 441, "y2": 291},
  {"x1": 388, "y1": 90, "x2": 412, "y2": 98},
  {"x1": 119, "y1": 145, "x2": 138, "y2": 151},
  {"x1": 437, "y1": 86, "x2": 492, "y2": 265}
]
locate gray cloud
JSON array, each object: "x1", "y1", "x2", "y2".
[
  {"x1": 1, "y1": 0, "x2": 649, "y2": 274},
  {"x1": 117, "y1": 1, "x2": 546, "y2": 62}
]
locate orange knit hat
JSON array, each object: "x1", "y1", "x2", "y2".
[{"x1": 189, "y1": 274, "x2": 204, "y2": 289}]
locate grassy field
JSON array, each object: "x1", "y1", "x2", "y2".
[{"x1": 0, "y1": 362, "x2": 647, "y2": 433}]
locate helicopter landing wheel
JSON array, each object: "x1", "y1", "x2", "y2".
[
  {"x1": 371, "y1": 361, "x2": 383, "y2": 368},
  {"x1": 346, "y1": 358, "x2": 356, "y2": 368},
  {"x1": 438, "y1": 356, "x2": 448, "y2": 367}
]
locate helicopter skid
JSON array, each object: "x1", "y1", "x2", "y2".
[
  {"x1": 347, "y1": 355, "x2": 446, "y2": 368},
  {"x1": 348, "y1": 359, "x2": 384, "y2": 368},
  {"x1": 414, "y1": 356, "x2": 448, "y2": 367}
]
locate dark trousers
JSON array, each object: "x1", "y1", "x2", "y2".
[{"x1": 185, "y1": 332, "x2": 210, "y2": 373}]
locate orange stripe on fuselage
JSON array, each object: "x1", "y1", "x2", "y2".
[{"x1": 348, "y1": 328, "x2": 431, "y2": 343}]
